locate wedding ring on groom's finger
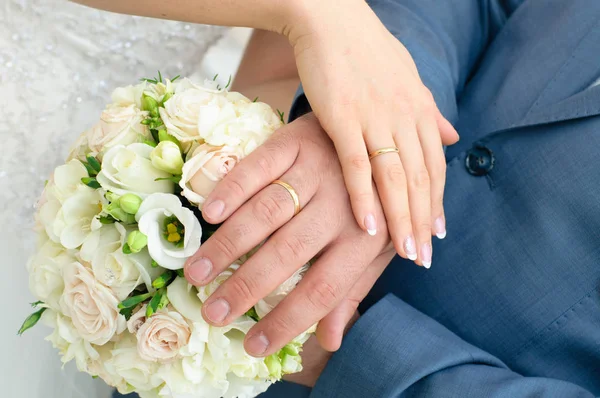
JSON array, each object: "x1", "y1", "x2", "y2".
[
  {"x1": 271, "y1": 180, "x2": 301, "y2": 216},
  {"x1": 369, "y1": 147, "x2": 400, "y2": 160}
]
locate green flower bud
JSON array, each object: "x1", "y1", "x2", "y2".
[
  {"x1": 150, "y1": 141, "x2": 184, "y2": 175},
  {"x1": 158, "y1": 129, "x2": 181, "y2": 148},
  {"x1": 18, "y1": 307, "x2": 46, "y2": 335},
  {"x1": 281, "y1": 353, "x2": 303, "y2": 375},
  {"x1": 151, "y1": 270, "x2": 176, "y2": 289},
  {"x1": 282, "y1": 342, "x2": 300, "y2": 356},
  {"x1": 105, "y1": 191, "x2": 120, "y2": 203},
  {"x1": 126, "y1": 231, "x2": 148, "y2": 253},
  {"x1": 142, "y1": 95, "x2": 159, "y2": 117},
  {"x1": 162, "y1": 91, "x2": 173, "y2": 104},
  {"x1": 119, "y1": 193, "x2": 143, "y2": 215},
  {"x1": 106, "y1": 202, "x2": 136, "y2": 224},
  {"x1": 265, "y1": 354, "x2": 282, "y2": 379}
]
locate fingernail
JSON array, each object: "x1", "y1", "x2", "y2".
[
  {"x1": 434, "y1": 217, "x2": 446, "y2": 239},
  {"x1": 404, "y1": 236, "x2": 417, "y2": 261},
  {"x1": 246, "y1": 332, "x2": 270, "y2": 356},
  {"x1": 204, "y1": 298, "x2": 230, "y2": 324},
  {"x1": 365, "y1": 214, "x2": 377, "y2": 236},
  {"x1": 421, "y1": 243, "x2": 432, "y2": 269},
  {"x1": 185, "y1": 257, "x2": 213, "y2": 285},
  {"x1": 203, "y1": 200, "x2": 225, "y2": 220}
]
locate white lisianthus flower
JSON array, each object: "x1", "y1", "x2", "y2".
[
  {"x1": 197, "y1": 262, "x2": 240, "y2": 303},
  {"x1": 41, "y1": 185, "x2": 104, "y2": 249},
  {"x1": 41, "y1": 309, "x2": 100, "y2": 372},
  {"x1": 136, "y1": 193, "x2": 202, "y2": 270},
  {"x1": 255, "y1": 263, "x2": 310, "y2": 318},
  {"x1": 27, "y1": 237, "x2": 74, "y2": 310},
  {"x1": 180, "y1": 144, "x2": 242, "y2": 209},
  {"x1": 151, "y1": 141, "x2": 184, "y2": 175},
  {"x1": 86, "y1": 104, "x2": 151, "y2": 156},
  {"x1": 104, "y1": 334, "x2": 163, "y2": 394},
  {"x1": 60, "y1": 262, "x2": 126, "y2": 345},
  {"x1": 132, "y1": 305, "x2": 192, "y2": 362},
  {"x1": 166, "y1": 276, "x2": 204, "y2": 322},
  {"x1": 97, "y1": 144, "x2": 174, "y2": 199},
  {"x1": 80, "y1": 223, "x2": 161, "y2": 300}
]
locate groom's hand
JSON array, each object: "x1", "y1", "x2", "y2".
[{"x1": 184, "y1": 113, "x2": 392, "y2": 356}]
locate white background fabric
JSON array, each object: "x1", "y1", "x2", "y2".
[{"x1": 0, "y1": 1, "x2": 249, "y2": 396}]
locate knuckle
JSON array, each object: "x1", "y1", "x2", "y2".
[
  {"x1": 344, "y1": 153, "x2": 371, "y2": 173},
  {"x1": 253, "y1": 194, "x2": 285, "y2": 225},
  {"x1": 211, "y1": 233, "x2": 238, "y2": 259},
  {"x1": 274, "y1": 235, "x2": 306, "y2": 262},
  {"x1": 393, "y1": 214, "x2": 413, "y2": 230},
  {"x1": 306, "y1": 280, "x2": 339, "y2": 310},
  {"x1": 228, "y1": 275, "x2": 256, "y2": 303},
  {"x1": 382, "y1": 163, "x2": 406, "y2": 186},
  {"x1": 224, "y1": 176, "x2": 246, "y2": 198},
  {"x1": 410, "y1": 168, "x2": 431, "y2": 190},
  {"x1": 351, "y1": 190, "x2": 373, "y2": 206}
]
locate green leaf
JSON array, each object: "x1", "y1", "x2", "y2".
[
  {"x1": 119, "y1": 306, "x2": 135, "y2": 320},
  {"x1": 253, "y1": 96, "x2": 259, "y2": 103},
  {"x1": 141, "y1": 119, "x2": 151, "y2": 125},
  {"x1": 144, "y1": 139, "x2": 157, "y2": 148},
  {"x1": 152, "y1": 270, "x2": 176, "y2": 289},
  {"x1": 18, "y1": 307, "x2": 46, "y2": 335},
  {"x1": 245, "y1": 307, "x2": 260, "y2": 322},
  {"x1": 83, "y1": 162, "x2": 98, "y2": 177},
  {"x1": 176, "y1": 269, "x2": 185, "y2": 278},
  {"x1": 118, "y1": 292, "x2": 153, "y2": 310},
  {"x1": 122, "y1": 243, "x2": 132, "y2": 255},
  {"x1": 151, "y1": 260, "x2": 160, "y2": 268},
  {"x1": 86, "y1": 155, "x2": 101, "y2": 173},
  {"x1": 146, "y1": 289, "x2": 167, "y2": 317},
  {"x1": 213, "y1": 73, "x2": 219, "y2": 81},
  {"x1": 224, "y1": 75, "x2": 232, "y2": 89},
  {"x1": 151, "y1": 128, "x2": 160, "y2": 142},
  {"x1": 155, "y1": 176, "x2": 182, "y2": 184},
  {"x1": 158, "y1": 70, "x2": 163, "y2": 84},
  {"x1": 30, "y1": 301, "x2": 43, "y2": 308},
  {"x1": 276, "y1": 109, "x2": 286, "y2": 124},
  {"x1": 81, "y1": 177, "x2": 101, "y2": 189},
  {"x1": 171, "y1": 75, "x2": 181, "y2": 83}
]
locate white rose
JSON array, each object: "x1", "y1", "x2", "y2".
[
  {"x1": 60, "y1": 261, "x2": 126, "y2": 345},
  {"x1": 41, "y1": 309, "x2": 99, "y2": 372},
  {"x1": 134, "y1": 306, "x2": 191, "y2": 362},
  {"x1": 180, "y1": 144, "x2": 242, "y2": 208},
  {"x1": 80, "y1": 223, "x2": 161, "y2": 300},
  {"x1": 197, "y1": 262, "x2": 240, "y2": 303},
  {"x1": 197, "y1": 100, "x2": 281, "y2": 156},
  {"x1": 27, "y1": 238, "x2": 74, "y2": 309},
  {"x1": 159, "y1": 85, "x2": 217, "y2": 142},
  {"x1": 87, "y1": 105, "x2": 151, "y2": 156},
  {"x1": 97, "y1": 143, "x2": 174, "y2": 199},
  {"x1": 136, "y1": 193, "x2": 202, "y2": 270},
  {"x1": 111, "y1": 82, "x2": 147, "y2": 108},
  {"x1": 104, "y1": 334, "x2": 163, "y2": 393},
  {"x1": 255, "y1": 263, "x2": 309, "y2": 318}
]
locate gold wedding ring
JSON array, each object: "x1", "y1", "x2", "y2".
[
  {"x1": 368, "y1": 147, "x2": 400, "y2": 160},
  {"x1": 271, "y1": 180, "x2": 301, "y2": 216}
]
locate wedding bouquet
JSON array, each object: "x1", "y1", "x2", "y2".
[{"x1": 20, "y1": 74, "x2": 313, "y2": 398}]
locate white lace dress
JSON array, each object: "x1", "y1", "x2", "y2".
[{"x1": 0, "y1": 2, "x2": 224, "y2": 397}]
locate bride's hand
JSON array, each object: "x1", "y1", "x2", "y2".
[
  {"x1": 184, "y1": 113, "x2": 392, "y2": 354},
  {"x1": 287, "y1": 0, "x2": 459, "y2": 267}
]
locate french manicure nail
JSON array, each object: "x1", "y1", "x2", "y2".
[
  {"x1": 185, "y1": 257, "x2": 213, "y2": 285},
  {"x1": 246, "y1": 332, "x2": 270, "y2": 356},
  {"x1": 434, "y1": 217, "x2": 446, "y2": 239},
  {"x1": 204, "y1": 298, "x2": 230, "y2": 324},
  {"x1": 365, "y1": 214, "x2": 377, "y2": 236},
  {"x1": 203, "y1": 200, "x2": 225, "y2": 220},
  {"x1": 421, "y1": 243, "x2": 432, "y2": 269},
  {"x1": 404, "y1": 236, "x2": 418, "y2": 261}
]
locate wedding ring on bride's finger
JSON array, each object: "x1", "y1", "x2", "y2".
[
  {"x1": 271, "y1": 180, "x2": 301, "y2": 216},
  {"x1": 368, "y1": 147, "x2": 400, "y2": 160}
]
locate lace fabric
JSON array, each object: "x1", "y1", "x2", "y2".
[{"x1": 0, "y1": 1, "x2": 224, "y2": 396}]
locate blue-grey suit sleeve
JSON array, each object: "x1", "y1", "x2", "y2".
[
  {"x1": 310, "y1": 294, "x2": 596, "y2": 397},
  {"x1": 289, "y1": 0, "x2": 509, "y2": 124}
]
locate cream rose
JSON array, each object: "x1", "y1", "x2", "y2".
[
  {"x1": 180, "y1": 144, "x2": 242, "y2": 208},
  {"x1": 136, "y1": 193, "x2": 202, "y2": 270},
  {"x1": 110, "y1": 82, "x2": 147, "y2": 108},
  {"x1": 255, "y1": 263, "x2": 309, "y2": 319},
  {"x1": 60, "y1": 262, "x2": 126, "y2": 345},
  {"x1": 80, "y1": 223, "x2": 161, "y2": 300},
  {"x1": 27, "y1": 238, "x2": 74, "y2": 310},
  {"x1": 86, "y1": 104, "x2": 151, "y2": 156},
  {"x1": 134, "y1": 306, "x2": 191, "y2": 362},
  {"x1": 97, "y1": 143, "x2": 174, "y2": 199},
  {"x1": 104, "y1": 334, "x2": 162, "y2": 393},
  {"x1": 159, "y1": 85, "x2": 217, "y2": 142}
]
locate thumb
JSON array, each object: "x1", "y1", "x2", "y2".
[{"x1": 436, "y1": 110, "x2": 460, "y2": 146}]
